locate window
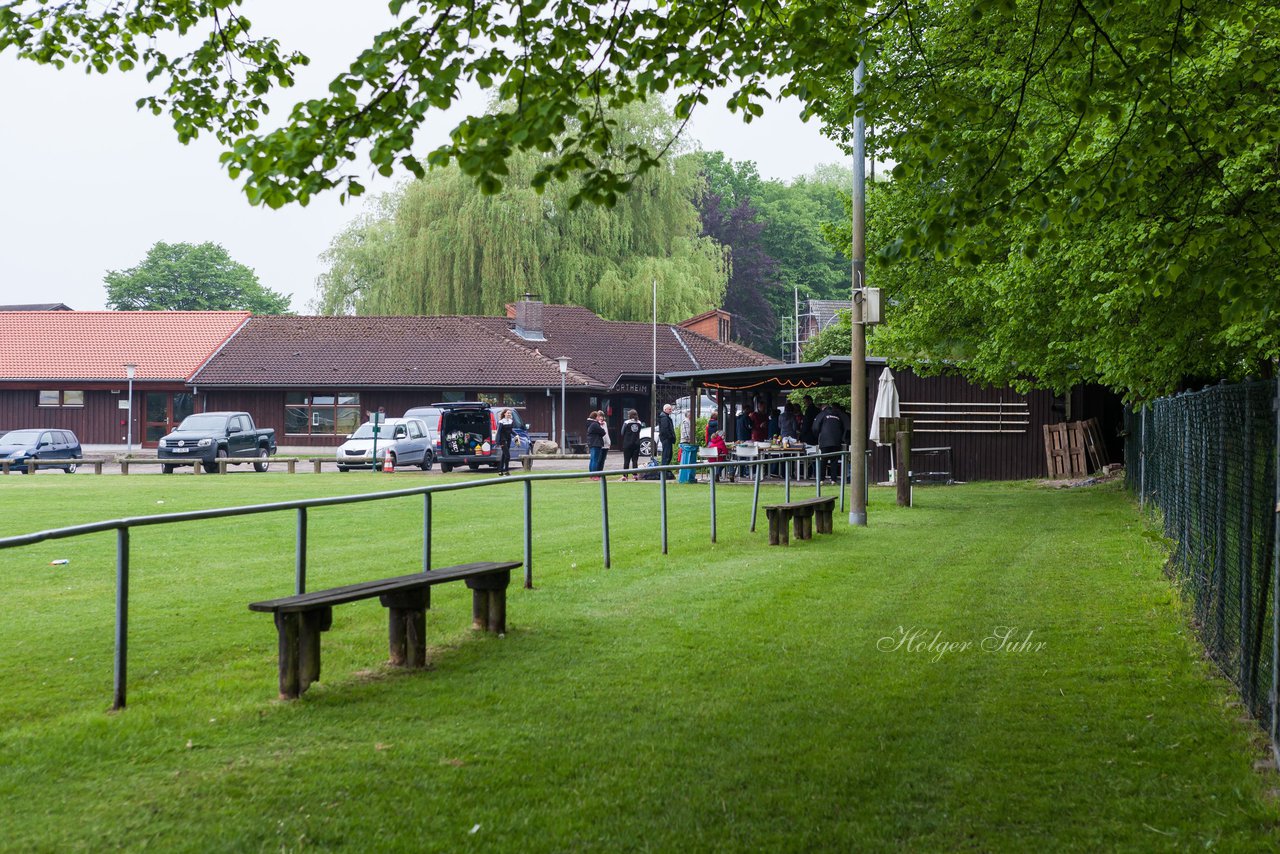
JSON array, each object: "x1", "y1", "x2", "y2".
[
  {"x1": 439, "y1": 390, "x2": 466, "y2": 402},
  {"x1": 477, "y1": 392, "x2": 500, "y2": 406},
  {"x1": 407, "y1": 422, "x2": 423, "y2": 439},
  {"x1": 285, "y1": 391, "x2": 361, "y2": 435},
  {"x1": 38, "y1": 390, "x2": 85, "y2": 407},
  {"x1": 503, "y1": 392, "x2": 527, "y2": 407}
]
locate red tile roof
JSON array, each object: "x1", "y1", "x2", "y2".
[
  {"x1": 0, "y1": 311, "x2": 251, "y2": 381},
  {"x1": 189, "y1": 315, "x2": 604, "y2": 388}
]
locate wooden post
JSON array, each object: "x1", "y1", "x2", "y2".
[
  {"x1": 471, "y1": 589, "x2": 489, "y2": 630},
  {"x1": 93, "y1": 461, "x2": 104, "y2": 475},
  {"x1": 286, "y1": 459, "x2": 297, "y2": 474},
  {"x1": 896, "y1": 428, "x2": 912, "y2": 507},
  {"x1": 275, "y1": 611, "x2": 301, "y2": 700},
  {"x1": 313, "y1": 459, "x2": 324, "y2": 474},
  {"x1": 120, "y1": 460, "x2": 130, "y2": 476}
]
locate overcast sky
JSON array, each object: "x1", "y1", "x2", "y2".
[{"x1": 0, "y1": 3, "x2": 849, "y2": 313}]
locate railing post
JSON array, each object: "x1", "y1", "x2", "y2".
[
  {"x1": 423, "y1": 493, "x2": 432, "y2": 572},
  {"x1": 523, "y1": 479, "x2": 533, "y2": 588},
  {"x1": 709, "y1": 463, "x2": 717, "y2": 543},
  {"x1": 113, "y1": 527, "x2": 129, "y2": 711},
  {"x1": 295, "y1": 508, "x2": 307, "y2": 594},
  {"x1": 784, "y1": 458, "x2": 791, "y2": 502},
  {"x1": 600, "y1": 476, "x2": 611, "y2": 568},
  {"x1": 840, "y1": 453, "x2": 847, "y2": 514},
  {"x1": 660, "y1": 465, "x2": 669, "y2": 554},
  {"x1": 816, "y1": 452, "x2": 822, "y2": 498},
  {"x1": 750, "y1": 460, "x2": 761, "y2": 532}
]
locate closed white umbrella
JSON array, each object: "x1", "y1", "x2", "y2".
[{"x1": 868, "y1": 367, "x2": 900, "y2": 477}]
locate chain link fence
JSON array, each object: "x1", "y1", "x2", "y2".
[{"x1": 1125, "y1": 379, "x2": 1279, "y2": 756}]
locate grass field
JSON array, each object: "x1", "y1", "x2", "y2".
[{"x1": 0, "y1": 472, "x2": 1277, "y2": 851}]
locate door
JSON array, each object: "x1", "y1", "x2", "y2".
[{"x1": 143, "y1": 393, "x2": 195, "y2": 447}]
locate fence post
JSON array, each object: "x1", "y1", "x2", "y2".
[
  {"x1": 750, "y1": 460, "x2": 761, "y2": 533},
  {"x1": 840, "y1": 453, "x2": 847, "y2": 514},
  {"x1": 113, "y1": 527, "x2": 129, "y2": 711},
  {"x1": 1139, "y1": 407, "x2": 1146, "y2": 510},
  {"x1": 523, "y1": 480, "x2": 533, "y2": 589},
  {"x1": 295, "y1": 508, "x2": 307, "y2": 595},
  {"x1": 423, "y1": 493, "x2": 432, "y2": 572},
  {"x1": 600, "y1": 476, "x2": 611, "y2": 569},
  {"x1": 1241, "y1": 392, "x2": 1255, "y2": 703},
  {"x1": 659, "y1": 466, "x2": 668, "y2": 554},
  {"x1": 816, "y1": 452, "x2": 822, "y2": 498},
  {"x1": 1272, "y1": 378, "x2": 1280, "y2": 763},
  {"x1": 784, "y1": 458, "x2": 791, "y2": 503},
  {"x1": 709, "y1": 465, "x2": 717, "y2": 544}
]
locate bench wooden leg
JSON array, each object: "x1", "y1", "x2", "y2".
[
  {"x1": 767, "y1": 508, "x2": 791, "y2": 545},
  {"x1": 313, "y1": 460, "x2": 323, "y2": 474},
  {"x1": 816, "y1": 507, "x2": 833, "y2": 534},
  {"x1": 275, "y1": 607, "x2": 332, "y2": 699},
  {"x1": 793, "y1": 508, "x2": 814, "y2": 540},
  {"x1": 465, "y1": 570, "x2": 511, "y2": 633},
  {"x1": 286, "y1": 459, "x2": 296, "y2": 474},
  {"x1": 381, "y1": 589, "x2": 429, "y2": 668}
]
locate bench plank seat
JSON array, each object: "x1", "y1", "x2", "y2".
[
  {"x1": 249, "y1": 561, "x2": 520, "y2": 699},
  {"x1": 762, "y1": 497, "x2": 836, "y2": 545}
]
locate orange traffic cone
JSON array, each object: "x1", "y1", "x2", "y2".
[{"x1": 383, "y1": 448, "x2": 395, "y2": 473}]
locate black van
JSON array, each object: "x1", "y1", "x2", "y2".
[{"x1": 406, "y1": 402, "x2": 530, "y2": 473}]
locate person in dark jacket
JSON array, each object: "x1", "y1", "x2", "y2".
[
  {"x1": 657, "y1": 404, "x2": 676, "y2": 475},
  {"x1": 800, "y1": 395, "x2": 820, "y2": 444},
  {"x1": 814, "y1": 403, "x2": 846, "y2": 482},
  {"x1": 586, "y1": 410, "x2": 606, "y2": 478},
  {"x1": 495, "y1": 408, "x2": 515, "y2": 476},
  {"x1": 619, "y1": 409, "x2": 643, "y2": 480}
]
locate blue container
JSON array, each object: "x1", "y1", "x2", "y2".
[{"x1": 678, "y1": 444, "x2": 698, "y2": 483}]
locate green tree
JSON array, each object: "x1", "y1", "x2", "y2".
[
  {"x1": 105, "y1": 242, "x2": 291, "y2": 313},
  {"x1": 316, "y1": 101, "x2": 726, "y2": 322}
]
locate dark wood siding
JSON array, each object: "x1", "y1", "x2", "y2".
[
  {"x1": 0, "y1": 382, "x2": 185, "y2": 445},
  {"x1": 862, "y1": 367, "x2": 1120, "y2": 482}
]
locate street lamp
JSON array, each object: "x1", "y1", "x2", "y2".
[
  {"x1": 557, "y1": 356, "x2": 569, "y2": 452},
  {"x1": 123, "y1": 364, "x2": 137, "y2": 453}
]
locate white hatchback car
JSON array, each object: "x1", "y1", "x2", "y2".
[{"x1": 335, "y1": 417, "x2": 434, "y2": 471}]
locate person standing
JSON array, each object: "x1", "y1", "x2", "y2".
[
  {"x1": 748, "y1": 402, "x2": 769, "y2": 442},
  {"x1": 677, "y1": 409, "x2": 696, "y2": 484},
  {"x1": 619, "y1": 409, "x2": 642, "y2": 480},
  {"x1": 495, "y1": 408, "x2": 515, "y2": 476},
  {"x1": 705, "y1": 410, "x2": 720, "y2": 445},
  {"x1": 586, "y1": 410, "x2": 606, "y2": 479},
  {"x1": 598, "y1": 411, "x2": 611, "y2": 474},
  {"x1": 800, "y1": 395, "x2": 820, "y2": 445},
  {"x1": 657, "y1": 403, "x2": 676, "y2": 477},
  {"x1": 814, "y1": 403, "x2": 846, "y2": 483}
]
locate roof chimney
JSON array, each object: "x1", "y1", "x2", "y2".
[{"x1": 513, "y1": 293, "x2": 545, "y2": 341}]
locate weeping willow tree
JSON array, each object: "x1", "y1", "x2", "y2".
[{"x1": 314, "y1": 99, "x2": 727, "y2": 322}]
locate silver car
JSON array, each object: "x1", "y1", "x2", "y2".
[{"x1": 335, "y1": 417, "x2": 435, "y2": 471}]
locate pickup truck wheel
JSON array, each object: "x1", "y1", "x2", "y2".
[
  {"x1": 205, "y1": 448, "x2": 227, "y2": 474},
  {"x1": 161, "y1": 464, "x2": 174, "y2": 474},
  {"x1": 420, "y1": 451, "x2": 434, "y2": 472},
  {"x1": 253, "y1": 447, "x2": 270, "y2": 472}
]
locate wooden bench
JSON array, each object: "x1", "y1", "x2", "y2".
[
  {"x1": 8, "y1": 457, "x2": 105, "y2": 474},
  {"x1": 248, "y1": 561, "x2": 520, "y2": 699},
  {"x1": 762, "y1": 496, "x2": 836, "y2": 545}
]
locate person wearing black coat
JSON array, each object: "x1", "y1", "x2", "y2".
[
  {"x1": 495, "y1": 409, "x2": 515, "y2": 476},
  {"x1": 619, "y1": 409, "x2": 643, "y2": 480},
  {"x1": 657, "y1": 404, "x2": 676, "y2": 471},
  {"x1": 813, "y1": 404, "x2": 846, "y2": 482}
]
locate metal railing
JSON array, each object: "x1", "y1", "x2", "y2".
[{"x1": 0, "y1": 451, "x2": 850, "y2": 710}]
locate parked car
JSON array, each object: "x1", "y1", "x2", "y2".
[
  {"x1": 0, "y1": 428, "x2": 82, "y2": 473},
  {"x1": 157, "y1": 412, "x2": 277, "y2": 474},
  {"x1": 335, "y1": 417, "x2": 434, "y2": 471},
  {"x1": 407, "y1": 402, "x2": 532, "y2": 473},
  {"x1": 637, "y1": 396, "x2": 721, "y2": 456}
]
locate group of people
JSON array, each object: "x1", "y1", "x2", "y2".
[
  {"x1": 578, "y1": 394, "x2": 850, "y2": 483},
  {"x1": 586, "y1": 408, "x2": 646, "y2": 480}
]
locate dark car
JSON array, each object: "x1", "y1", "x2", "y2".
[
  {"x1": 407, "y1": 402, "x2": 531, "y2": 473},
  {"x1": 156, "y1": 412, "x2": 277, "y2": 474},
  {"x1": 0, "y1": 428, "x2": 82, "y2": 473}
]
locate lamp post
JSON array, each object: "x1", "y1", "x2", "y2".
[
  {"x1": 557, "y1": 356, "x2": 569, "y2": 452},
  {"x1": 124, "y1": 364, "x2": 137, "y2": 453}
]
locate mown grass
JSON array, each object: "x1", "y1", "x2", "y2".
[{"x1": 0, "y1": 472, "x2": 1276, "y2": 852}]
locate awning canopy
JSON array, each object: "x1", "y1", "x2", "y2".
[{"x1": 662, "y1": 355, "x2": 887, "y2": 393}]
